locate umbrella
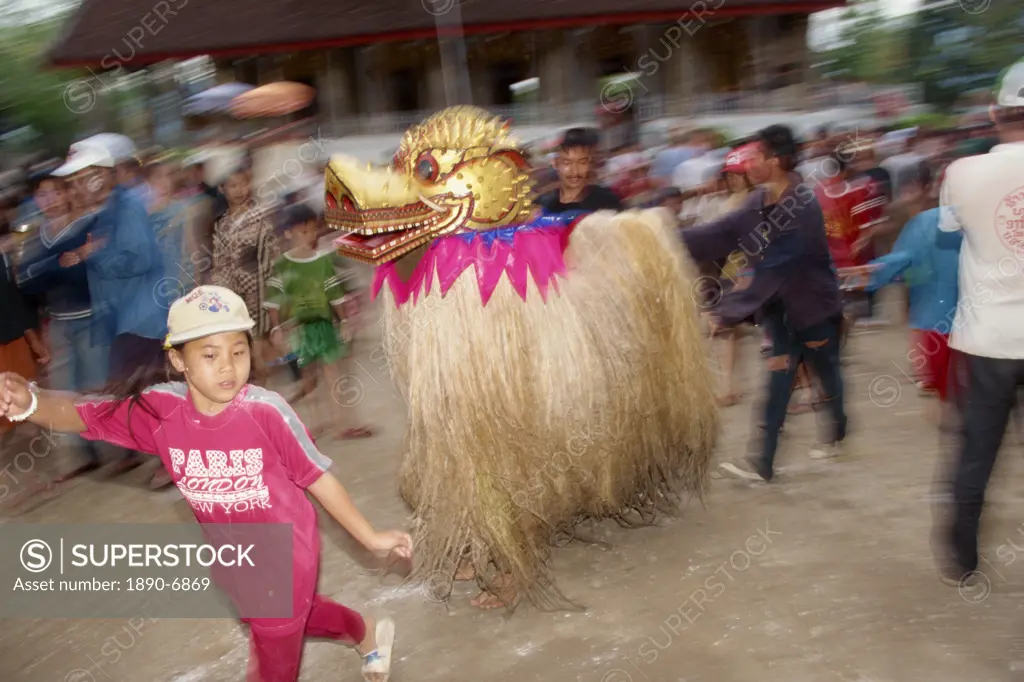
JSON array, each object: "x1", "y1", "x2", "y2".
[
  {"x1": 183, "y1": 82, "x2": 255, "y2": 117},
  {"x1": 229, "y1": 82, "x2": 316, "y2": 119}
]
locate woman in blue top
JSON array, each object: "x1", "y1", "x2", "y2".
[{"x1": 865, "y1": 162, "x2": 962, "y2": 409}]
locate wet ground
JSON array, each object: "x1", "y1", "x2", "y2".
[{"x1": 3, "y1": 288, "x2": 1024, "y2": 682}]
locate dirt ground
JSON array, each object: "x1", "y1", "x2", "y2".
[{"x1": 3, "y1": 287, "x2": 1024, "y2": 682}]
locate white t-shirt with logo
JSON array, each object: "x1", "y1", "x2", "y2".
[{"x1": 939, "y1": 142, "x2": 1024, "y2": 359}]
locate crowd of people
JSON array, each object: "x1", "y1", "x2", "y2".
[
  {"x1": 1, "y1": 57, "x2": 1023, "y2": 680},
  {"x1": 0, "y1": 134, "x2": 367, "y2": 493},
  {"x1": 524, "y1": 59, "x2": 1024, "y2": 592},
  {"x1": 0, "y1": 94, "x2": 1013, "y2": 516},
  {"x1": 531, "y1": 108, "x2": 1000, "y2": 415}
]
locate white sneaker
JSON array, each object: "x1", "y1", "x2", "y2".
[
  {"x1": 809, "y1": 441, "x2": 844, "y2": 460},
  {"x1": 718, "y1": 461, "x2": 768, "y2": 482}
]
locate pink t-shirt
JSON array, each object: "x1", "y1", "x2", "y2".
[{"x1": 76, "y1": 382, "x2": 331, "y2": 623}]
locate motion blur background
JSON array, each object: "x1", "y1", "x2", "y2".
[{"x1": 0, "y1": 0, "x2": 1021, "y2": 173}]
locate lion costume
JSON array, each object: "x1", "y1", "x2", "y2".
[{"x1": 325, "y1": 106, "x2": 717, "y2": 609}]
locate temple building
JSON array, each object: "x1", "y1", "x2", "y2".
[{"x1": 50, "y1": 0, "x2": 845, "y2": 134}]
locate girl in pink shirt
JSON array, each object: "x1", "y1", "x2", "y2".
[{"x1": 0, "y1": 285, "x2": 409, "y2": 682}]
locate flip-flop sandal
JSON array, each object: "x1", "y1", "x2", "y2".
[{"x1": 362, "y1": 617, "x2": 395, "y2": 682}]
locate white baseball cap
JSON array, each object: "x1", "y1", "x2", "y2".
[
  {"x1": 52, "y1": 143, "x2": 115, "y2": 177},
  {"x1": 75, "y1": 133, "x2": 138, "y2": 164},
  {"x1": 165, "y1": 286, "x2": 255, "y2": 347},
  {"x1": 996, "y1": 58, "x2": 1024, "y2": 107}
]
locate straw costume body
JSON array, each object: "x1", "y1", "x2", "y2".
[{"x1": 326, "y1": 106, "x2": 717, "y2": 609}]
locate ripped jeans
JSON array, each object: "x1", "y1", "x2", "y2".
[{"x1": 757, "y1": 308, "x2": 847, "y2": 480}]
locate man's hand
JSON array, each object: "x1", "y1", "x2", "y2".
[
  {"x1": 58, "y1": 251, "x2": 81, "y2": 268},
  {"x1": 838, "y1": 264, "x2": 880, "y2": 276},
  {"x1": 837, "y1": 264, "x2": 880, "y2": 291},
  {"x1": 78, "y1": 233, "x2": 106, "y2": 260},
  {"x1": 702, "y1": 312, "x2": 724, "y2": 338},
  {"x1": 30, "y1": 343, "x2": 51, "y2": 366},
  {"x1": 26, "y1": 335, "x2": 50, "y2": 366}
]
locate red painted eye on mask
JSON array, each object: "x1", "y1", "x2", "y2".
[{"x1": 414, "y1": 153, "x2": 439, "y2": 182}]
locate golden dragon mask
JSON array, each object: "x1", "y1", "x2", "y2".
[{"x1": 325, "y1": 106, "x2": 535, "y2": 264}]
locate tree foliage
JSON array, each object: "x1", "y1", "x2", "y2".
[
  {"x1": 815, "y1": 0, "x2": 1024, "y2": 111},
  {"x1": 816, "y1": 0, "x2": 911, "y2": 84},
  {"x1": 0, "y1": 13, "x2": 87, "y2": 155},
  {"x1": 907, "y1": 0, "x2": 1024, "y2": 110}
]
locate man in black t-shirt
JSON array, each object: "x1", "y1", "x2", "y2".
[{"x1": 536, "y1": 128, "x2": 623, "y2": 214}]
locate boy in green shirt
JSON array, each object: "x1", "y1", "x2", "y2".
[{"x1": 265, "y1": 205, "x2": 372, "y2": 439}]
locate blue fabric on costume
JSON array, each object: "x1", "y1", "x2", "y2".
[{"x1": 453, "y1": 211, "x2": 585, "y2": 246}]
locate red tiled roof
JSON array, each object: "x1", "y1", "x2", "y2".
[{"x1": 49, "y1": 0, "x2": 844, "y2": 67}]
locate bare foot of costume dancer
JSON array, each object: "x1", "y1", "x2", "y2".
[{"x1": 326, "y1": 106, "x2": 717, "y2": 610}]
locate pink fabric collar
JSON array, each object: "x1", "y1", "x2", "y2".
[{"x1": 371, "y1": 224, "x2": 574, "y2": 306}]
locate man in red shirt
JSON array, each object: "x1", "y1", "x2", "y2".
[
  {"x1": 816, "y1": 154, "x2": 885, "y2": 268},
  {"x1": 816, "y1": 152, "x2": 888, "y2": 322}
]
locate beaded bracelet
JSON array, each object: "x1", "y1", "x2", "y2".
[{"x1": 8, "y1": 382, "x2": 39, "y2": 423}]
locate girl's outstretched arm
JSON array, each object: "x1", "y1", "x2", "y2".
[
  {"x1": 866, "y1": 215, "x2": 922, "y2": 291},
  {"x1": 0, "y1": 373, "x2": 86, "y2": 433},
  {"x1": 308, "y1": 472, "x2": 412, "y2": 560}
]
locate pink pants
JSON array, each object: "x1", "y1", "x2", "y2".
[
  {"x1": 247, "y1": 594, "x2": 366, "y2": 681},
  {"x1": 912, "y1": 330, "x2": 953, "y2": 401}
]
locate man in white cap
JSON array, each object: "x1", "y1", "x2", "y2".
[
  {"x1": 52, "y1": 143, "x2": 116, "y2": 211},
  {"x1": 72, "y1": 133, "x2": 144, "y2": 197},
  {"x1": 16, "y1": 164, "x2": 113, "y2": 482},
  {"x1": 52, "y1": 138, "x2": 167, "y2": 477},
  {"x1": 936, "y1": 59, "x2": 1024, "y2": 588}
]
